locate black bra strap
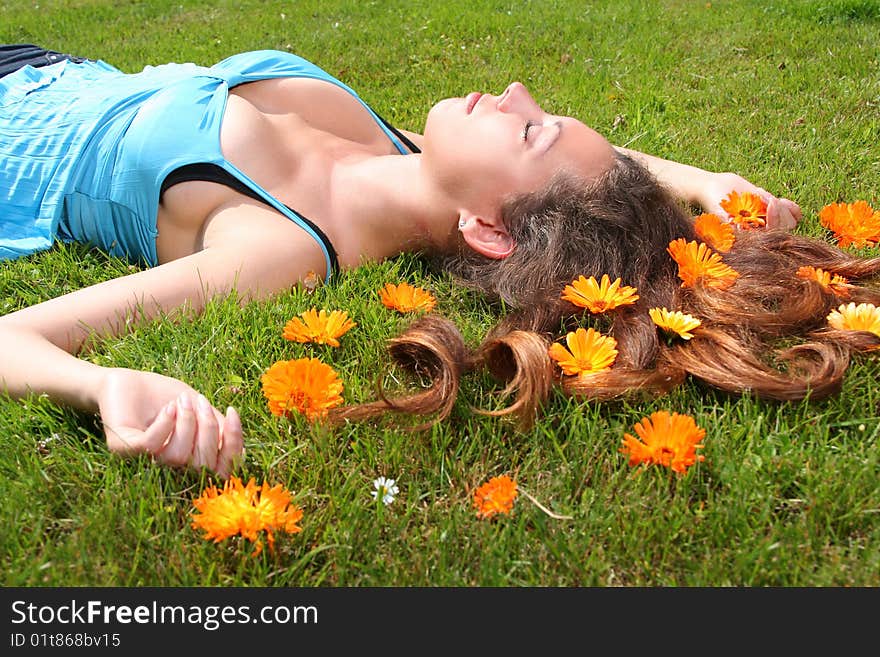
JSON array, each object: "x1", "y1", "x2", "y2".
[
  {"x1": 161, "y1": 163, "x2": 340, "y2": 276},
  {"x1": 377, "y1": 114, "x2": 421, "y2": 154}
]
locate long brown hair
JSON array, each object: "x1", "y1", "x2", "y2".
[{"x1": 328, "y1": 154, "x2": 880, "y2": 430}]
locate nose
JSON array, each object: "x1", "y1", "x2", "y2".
[{"x1": 496, "y1": 81, "x2": 537, "y2": 113}]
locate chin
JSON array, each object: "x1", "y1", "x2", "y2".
[
  {"x1": 425, "y1": 100, "x2": 466, "y2": 142},
  {"x1": 428, "y1": 97, "x2": 460, "y2": 121}
]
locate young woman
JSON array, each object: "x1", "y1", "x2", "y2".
[{"x1": 0, "y1": 45, "x2": 819, "y2": 478}]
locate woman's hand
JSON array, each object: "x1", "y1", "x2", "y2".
[
  {"x1": 97, "y1": 368, "x2": 244, "y2": 477},
  {"x1": 697, "y1": 171, "x2": 802, "y2": 231}
]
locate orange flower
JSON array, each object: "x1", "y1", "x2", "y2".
[
  {"x1": 379, "y1": 282, "x2": 437, "y2": 313},
  {"x1": 796, "y1": 266, "x2": 850, "y2": 298},
  {"x1": 191, "y1": 476, "x2": 304, "y2": 557},
  {"x1": 620, "y1": 411, "x2": 706, "y2": 474},
  {"x1": 260, "y1": 357, "x2": 344, "y2": 421},
  {"x1": 561, "y1": 274, "x2": 639, "y2": 313},
  {"x1": 827, "y1": 302, "x2": 880, "y2": 338},
  {"x1": 818, "y1": 201, "x2": 880, "y2": 248},
  {"x1": 720, "y1": 190, "x2": 767, "y2": 229},
  {"x1": 693, "y1": 212, "x2": 735, "y2": 252},
  {"x1": 649, "y1": 307, "x2": 702, "y2": 340},
  {"x1": 282, "y1": 308, "x2": 356, "y2": 347},
  {"x1": 548, "y1": 327, "x2": 618, "y2": 377},
  {"x1": 667, "y1": 238, "x2": 739, "y2": 290},
  {"x1": 473, "y1": 474, "x2": 518, "y2": 519}
]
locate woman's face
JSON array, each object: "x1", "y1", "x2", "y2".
[{"x1": 422, "y1": 82, "x2": 616, "y2": 210}]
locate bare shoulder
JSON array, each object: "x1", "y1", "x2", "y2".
[
  {"x1": 202, "y1": 200, "x2": 329, "y2": 280},
  {"x1": 196, "y1": 200, "x2": 333, "y2": 302}
]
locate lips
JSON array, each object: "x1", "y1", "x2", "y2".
[{"x1": 465, "y1": 92, "x2": 483, "y2": 114}]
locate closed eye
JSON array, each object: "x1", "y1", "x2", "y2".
[{"x1": 522, "y1": 120, "x2": 537, "y2": 142}]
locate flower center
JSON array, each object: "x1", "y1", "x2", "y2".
[{"x1": 288, "y1": 391, "x2": 310, "y2": 413}]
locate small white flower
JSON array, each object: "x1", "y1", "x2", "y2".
[{"x1": 371, "y1": 476, "x2": 399, "y2": 506}]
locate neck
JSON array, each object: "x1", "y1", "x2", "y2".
[{"x1": 330, "y1": 153, "x2": 457, "y2": 267}]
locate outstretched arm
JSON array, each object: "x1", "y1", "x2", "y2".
[
  {"x1": 0, "y1": 249, "x2": 251, "y2": 476},
  {"x1": 614, "y1": 146, "x2": 802, "y2": 231},
  {"x1": 0, "y1": 204, "x2": 323, "y2": 477}
]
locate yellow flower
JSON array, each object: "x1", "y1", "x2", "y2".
[
  {"x1": 191, "y1": 477, "x2": 303, "y2": 557},
  {"x1": 282, "y1": 308, "x2": 356, "y2": 347},
  {"x1": 548, "y1": 327, "x2": 618, "y2": 377},
  {"x1": 818, "y1": 201, "x2": 880, "y2": 248},
  {"x1": 620, "y1": 411, "x2": 706, "y2": 474},
  {"x1": 260, "y1": 357, "x2": 344, "y2": 421},
  {"x1": 379, "y1": 282, "x2": 437, "y2": 313},
  {"x1": 649, "y1": 307, "x2": 702, "y2": 340},
  {"x1": 796, "y1": 266, "x2": 850, "y2": 298},
  {"x1": 473, "y1": 475, "x2": 518, "y2": 519},
  {"x1": 827, "y1": 302, "x2": 880, "y2": 338},
  {"x1": 720, "y1": 190, "x2": 767, "y2": 229},
  {"x1": 561, "y1": 274, "x2": 639, "y2": 313},
  {"x1": 693, "y1": 212, "x2": 735, "y2": 252},
  {"x1": 667, "y1": 238, "x2": 740, "y2": 290}
]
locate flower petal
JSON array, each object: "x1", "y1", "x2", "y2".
[
  {"x1": 549, "y1": 327, "x2": 618, "y2": 376},
  {"x1": 561, "y1": 274, "x2": 639, "y2": 313},
  {"x1": 619, "y1": 411, "x2": 706, "y2": 474},
  {"x1": 667, "y1": 238, "x2": 739, "y2": 290},
  {"x1": 694, "y1": 212, "x2": 735, "y2": 252},
  {"x1": 818, "y1": 201, "x2": 880, "y2": 248},
  {"x1": 649, "y1": 307, "x2": 702, "y2": 340},
  {"x1": 720, "y1": 191, "x2": 767, "y2": 229},
  {"x1": 191, "y1": 477, "x2": 303, "y2": 556},
  {"x1": 283, "y1": 308, "x2": 356, "y2": 347},
  {"x1": 260, "y1": 357, "x2": 344, "y2": 421},
  {"x1": 827, "y1": 302, "x2": 880, "y2": 337},
  {"x1": 473, "y1": 475, "x2": 518, "y2": 519},
  {"x1": 379, "y1": 282, "x2": 437, "y2": 313}
]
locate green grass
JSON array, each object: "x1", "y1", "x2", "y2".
[{"x1": 1, "y1": 0, "x2": 879, "y2": 586}]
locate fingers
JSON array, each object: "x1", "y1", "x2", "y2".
[
  {"x1": 711, "y1": 186, "x2": 801, "y2": 233},
  {"x1": 748, "y1": 187, "x2": 801, "y2": 231},
  {"x1": 157, "y1": 393, "x2": 237, "y2": 473},
  {"x1": 104, "y1": 390, "x2": 243, "y2": 477},
  {"x1": 186, "y1": 395, "x2": 219, "y2": 473},
  {"x1": 780, "y1": 197, "x2": 803, "y2": 221},
  {"x1": 155, "y1": 393, "x2": 198, "y2": 467},
  {"x1": 766, "y1": 197, "x2": 799, "y2": 231},
  {"x1": 105, "y1": 400, "x2": 177, "y2": 457},
  {"x1": 216, "y1": 407, "x2": 244, "y2": 479},
  {"x1": 706, "y1": 176, "x2": 801, "y2": 232},
  {"x1": 151, "y1": 394, "x2": 243, "y2": 477}
]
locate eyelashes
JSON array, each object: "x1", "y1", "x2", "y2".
[{"x1": 522, "y1": 119, "x2": 536, "y2": 142}]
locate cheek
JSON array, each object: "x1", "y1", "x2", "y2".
[{"x1": 425, "y1": 114, "x2": 525, "y2": 196}]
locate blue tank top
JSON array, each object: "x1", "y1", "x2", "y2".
[{"x1": 0, "y1": 50, "x2": 413, "y2": 279}]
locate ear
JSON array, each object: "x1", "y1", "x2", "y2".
[{"x1": 458, "y1": 211, "x2": 515, "y2": 259}]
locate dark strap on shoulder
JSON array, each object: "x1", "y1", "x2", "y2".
[
  {"x1": 161, "y1": 163, "x2": 340, "y2": 276},
  {"x1": 377, "y1": 114, "x2": 421, "y2": 154}
]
